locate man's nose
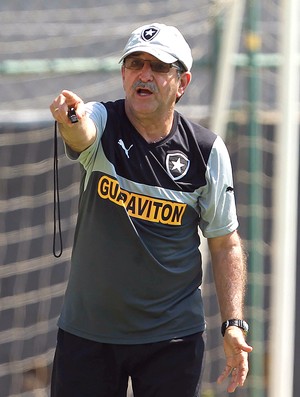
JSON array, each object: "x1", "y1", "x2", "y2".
[{"x1": 139, "y1": 61, "x2": 153, "y2": 80}]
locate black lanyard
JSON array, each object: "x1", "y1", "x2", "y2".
[{"x1": 53, "y1": 121, "x2": 63, "y2": 257}]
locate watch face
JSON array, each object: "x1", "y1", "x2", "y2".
[{"x1": 242, "y1": 321, "x2": 249, "y2": 333}]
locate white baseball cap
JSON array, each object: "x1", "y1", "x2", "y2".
[{"x1": 119, "y1": 23, "x2": 193, "y2": 72}]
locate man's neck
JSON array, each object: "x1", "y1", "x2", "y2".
[{"x1": 125, "y1": 102, "x2": 174, "y2": 143}]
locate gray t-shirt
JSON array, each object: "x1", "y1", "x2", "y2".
[{"x1": 58, "y1": 99, "x2": 238, "y2": 344}]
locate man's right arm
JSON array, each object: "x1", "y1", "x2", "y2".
[{"x1": 50, "y1": 89, "x2": 96, "y2": 153}]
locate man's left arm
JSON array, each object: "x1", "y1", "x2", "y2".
[{"x1": 208, "y1": 230, "x2": 253, "y2": 393}]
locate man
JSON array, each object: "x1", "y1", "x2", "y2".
[{"x1": 50, "y1": 23, "x2": 252, "y2": 397}]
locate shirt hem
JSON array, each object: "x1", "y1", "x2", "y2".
[{"x1": 57, "y1": 321, "x2": 206, "y2": 345}]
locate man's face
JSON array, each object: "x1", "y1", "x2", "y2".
[{"x1": 121, "y1": 52, "x2": 190, "y2": 118}]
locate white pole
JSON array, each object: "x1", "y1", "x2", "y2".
[
  {"x1": 209, "y1": 0, "x2": 246, "y2": 139},
  {"x1": 269, "y1": 0, "x2": 300, "y2": 396}
]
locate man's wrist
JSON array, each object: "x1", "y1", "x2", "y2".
[{"x1": 221, "y1": 319, "x2": 249, "y2": 337}]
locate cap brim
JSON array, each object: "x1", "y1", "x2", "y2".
[{"x1": 119, "y1": 46, "x2": 178, "y2": 65}]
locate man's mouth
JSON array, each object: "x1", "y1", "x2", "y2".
[{"x1": 137, "y1": 88, "x2": 153, "y2": 96}]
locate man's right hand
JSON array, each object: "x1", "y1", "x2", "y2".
[
  {"x1": 50, "y1": 90, "x2": 96, "y2": 153},
  {"x1": 50, "y1": 90, "x2": 85, "y2": 126}
]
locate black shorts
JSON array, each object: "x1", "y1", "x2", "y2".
[{"x1": 51, "y1": 329, "x2": 205, "y2": 397}]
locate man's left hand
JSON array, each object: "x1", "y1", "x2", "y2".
[{"x1": 217, "y1": 327, "x2": 253, "y2": 393}]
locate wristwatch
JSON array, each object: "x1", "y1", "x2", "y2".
[{"x1": 221, "y1": 319, "x2": 249, "y2": 337}]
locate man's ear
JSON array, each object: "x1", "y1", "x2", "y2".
[{"x1": 177, "y1": 72, "x2": 192, "y2": 101}]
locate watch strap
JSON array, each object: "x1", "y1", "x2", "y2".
[{"x1": 221, "y1": 319, "x2": 249, "y2": 337}]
